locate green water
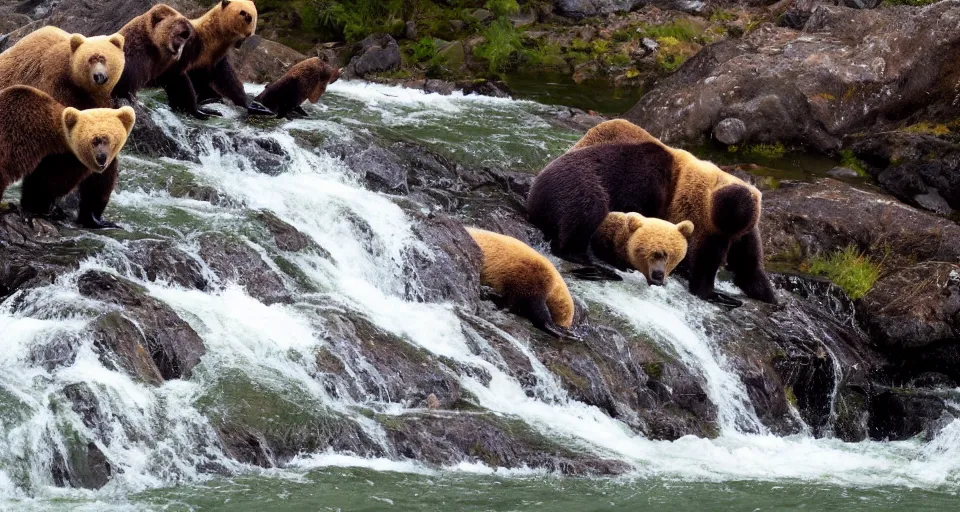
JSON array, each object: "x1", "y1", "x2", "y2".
[
  {"x1": 57, "y1": 468, "x2": 942, "y2": 511},
  {"x1": 505, "y1": 72, "x2": 645, "y2": 117}
]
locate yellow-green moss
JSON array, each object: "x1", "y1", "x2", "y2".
[{"x1": 809, "y1": 246, "x2": 881, "y2": 300}]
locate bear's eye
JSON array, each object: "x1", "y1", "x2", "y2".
[
  {"x1": 179, "y1": 30, "x2": 190, "y2": 39},
  {"x1": 652, "y1": 250, "x2": 666, "y2": 260},
  {"x1": 92, "y1": 136, "x2": 108, "y2": 146},
  {"x1": 239, "y1": 10, "x2": 247, "y2": 16}
]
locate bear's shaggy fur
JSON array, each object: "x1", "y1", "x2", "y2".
[
  {"x1": 255, "y1": 57, "x2": 342, "y2": 118},
  {"x1": 153, "y1": 0, "x2": 271, "y2": 118},
  {"x1": 591, "y1": 212, "x2": 693, "y2": 286},
  {"x1": 0, "y1": 26, "x2": 128, "y2": 228},
  {"x1": 113, "y1": 4, "x2": 195, "y2": 101},
  {"x1": 467, "y1": 228, "x2": 578, "y2": 340},
  {"x1": 0, "y1": 86, "x2": 134, "y2": 210},
  {"x1": 0, "y1": 26, "x2": 125, "y2": 109},
  {"x1": 528, "y1": 120, "x2": 776, "y2": 305}
]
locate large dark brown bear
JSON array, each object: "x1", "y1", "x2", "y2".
[
  {"x1": 527, "y1": 120, "x2": 777, "y2": 307},
  {"x1": 112, "y1": 4, "x2": 196, "y2": 102},
  {"x1": 152, "y1": 0, "x2": 273, "y2": 119}
]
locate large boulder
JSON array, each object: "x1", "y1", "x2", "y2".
[
  {"x1": 625, "y1": 3, "x2": 960, "y2": 151},
  {"x1": 343, "y1": 34, "x2": 401, "y2": 78},
  {"x1": 231, "y1": 35, "x2": 308, "y2": 84}
]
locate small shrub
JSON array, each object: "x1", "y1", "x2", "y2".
[
  {"x1": 474, "y1": 18, "x2": 523, "y2": 72},
  {"x1": 809, "y1": 246, "x2": 881, "y2": 300},
  {"x1": 411, "y1": 37, "x2": 438, "y2": 62},
  {"x1": 709, "y1": 9, "x2": 738, "y2": 23},
  {"x1": 485, "y1": 0, "x2": 520, "y2": 17},
  {"x1": 729, "y1": 142, "x2": 787, "y2": 159},
  {"x1": 603, "y1": 52, "x2": 632, "y2": 68},
  {"x1": 592, "y1": 39, "x2": 610, "y2": 55}
]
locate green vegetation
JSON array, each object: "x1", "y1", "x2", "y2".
[
  {"x1": 473, "y1": 18, "x2": 524, "y2": 72},
  {"x1": 641, "y1": 19, "x2": 702, "y2": 43},
  {"x1": 484, "y1": 0, "x2": 520, "y2": 16},
  {"x1": 411, "y1": 37, "x2": 438, "y2": 62},
  {"x1": 839, "y1": 150, "x2": 869, "y2": 177},
  {"x1": 902, "y1": 122, "x2": 952, "y2": 137},
  {"x1": 729, "y1": 142, "x2": 787, "y2": 159},
  {"x1": 784, "y1": 386, "x2": 798, "y2": 408},
  {"x1": 809, "y1": 246, "x2": 881, "y2": 300},
  {"x1": 709, "y1": 9, "x2": 738, "y2": 23}
]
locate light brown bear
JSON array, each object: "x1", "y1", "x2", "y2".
[
  {"x1": 0, "y1": 26, "x2": 125, "y2": 110},
  {"x1": 113, "y1": 4, "x2": 196, "y2": 102},
  {"x1": 467, "y1": 228, "x2": 579, "y2": 341},
  {"x1": 0, "y1": 27, "x2": 127, "y2": 228},
  {"x1": 591, "y1": 212, "x2": 694, "y2": 286},
  {"x1": 154, "y1": 0, "x2": 273, "y2": 119},
  {"x1": 255, "y1": 57, "x2": 342, "y2": 119},
  {"x1": 0, "y1": 86, "x2": 134, "y2": 209},
  {"x1": 529, "y1": 119, "x2": 776, "y2": 307}
]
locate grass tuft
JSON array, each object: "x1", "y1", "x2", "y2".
[{"x1": 809, "y1": 246, "x2": 881, "y2": 300}]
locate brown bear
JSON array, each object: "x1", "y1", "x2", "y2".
[
  {"x1": 0, "y1": 26, "x2": 128, "y2": 228},
  {"x1": 153, "y1": 0, "x2": 272, "y2": 119},
  {"x1": 0, "y1": 86, "x2": 134, "y2": 211},
  {"x1": 112, "y1": 4, "x2": 195, "y2": 102},
  {"x1": 527, "y1": 120, "x2": 776, "y2": 307},
  {"x1": 255, "y1": 57, "x2": 342, "y2": 119},
  {"x1": 591, "y1": 212, "x2": 694, "y2": 286},
  {"x1": 467, "y1": 228, "x2": 579, "y2": 341}
]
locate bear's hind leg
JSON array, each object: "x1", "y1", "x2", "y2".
[
  {"x1": 689, "y1": 233, "x2": 742, "y2": 308},
  {"x1": 727, "y1": 228, "x2": 777, "y2": 304}
]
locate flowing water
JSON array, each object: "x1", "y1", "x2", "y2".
[{"x1": 0, "y1": 81, "x2": 957, "y2": 510}]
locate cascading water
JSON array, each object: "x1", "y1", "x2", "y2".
[{"x1": 0, "y1": 81, "x2": 958, "y2": 509}]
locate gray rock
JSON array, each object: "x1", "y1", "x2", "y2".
[
  {"x1": 826, "y1": 166, "x2": 860, "y2": 179},
  {"x1": 472, "y1": 8, "x2": 494, "y2": 23},
  {"x1": 198, "y1": 233, "x2": 289, "y2": 305},
  {"x1": 78, "y1": 270, "x2": 206, "y2": 381},
  {"x1": 344, "y1": 34, "x2": 401, "y2": 78},
  {"x1": 713, "y1": 117, "x2": 747, "y2": 145},
  {"x1": 553, "y1": 0, "x2": 645, "y2": 19},
  {"x1": 626, "y1": 3, "x2": 960, "y2": 151}
]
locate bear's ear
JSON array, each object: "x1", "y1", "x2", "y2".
[
  {"x1": 109, "y1": 34, "x2": 125, "y2": 51},
  {"x1": 117, "y1": 106, "x2": 136, "y2": 133},
  {"x1": 221, "y1": 0, "x2": 232, "y2": 8},
  {"x1": 63, "y1": 108, "x2": 80, "y2": 132},
  {"x1": 627, "y1": 214, "x2": 645, "y2": 232},
  {"x1": 150, "y1": 8, "x2": 169, "y2": 27},
  {"x1": 676, "y1": 220, "x2": 695, "y2": 239},
  {"x1": 69, "y1": 34, "x2": 85, "y2": 53}
]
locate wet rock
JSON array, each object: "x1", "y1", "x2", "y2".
[
  {"x1": 826, "y1": 166, "x2": 860, "y2": 180},
  {"x1": 212, "y1": 133, "x2": 289, "y2": 176},
  {"x1": 405, "y1": 213, "x2": 483, "y2": 305},
  {"x1": 51, "y1": 441, "x2": 112, "y2": 490},
  {"x1": 859, "y1": 262, "x2": 960, "y2": 381},
  {"x1": 384, "y1": 413, "x2": 630, "y2": 475},
  {"x1": 125, "y1": 239, "x2": 207, "y2": 290},
  {"x1": 345, "y1": 144, "x2": 409, "y2": 193},
  {"x1": 61, "y1": 383, "x2": 113, "y2": 443},
  {"x1": 553, "y1": 0, "x2": 645, "y2": 19},
  {"x1": 317, "y1": 312, "x2": 463, "y2": 408},
  {"x1": 344, "y1": 34, "x2": 401, "y2": 78},
  {"x1": 77, "y1": 270, "x2": 205, "y2": 381},
  {"x1": 88, "y1": 312, "x2": 165, "y2": 386},
  {"x1": 713, "y1": 117, "x2": 747, "y2": 145},
  {"x1": 761, "y1": 179, "x2": 960, "y2": 267},
  {"x1": 29, "y1": 335, "x2": 80, "y2": 372},
  {"x1": 849, "y1": 132, "x2": 960, "y2": 213},
  {"x1": 0, "y1": 211, "x2": 99, "y2": 301},
  {"x1": 868, "y1": 387, "x2": 952, "y2": 441},
  {"x1": 232, "y1": 35, "x2": 307, "y2": 84},
  {"x1": 124, "y1": 100, "x2": 195, "y2": 161},
  {"x1": 626, "y1": 3, "x2": 960, "y2": 151},
  {"x1": 255, "y1": 211, "x2": 312, "y2": 253},
  {"x1": 202, "y1": 370, "x2": 384, "y2": 467},
  {"x1": 198, "y1": 232, "x2": 289, "y2": 304}
]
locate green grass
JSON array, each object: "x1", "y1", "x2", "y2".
[
  {"x1": 809, "y1": 246, "x2": 881, "y2": 300},
  {"x1": 484, "y1": 0, "x2": 520, "y2": 16},
  {"x1": 641, "y1": 19, "x2": 702, "y2": 43},
  {"x1": 411, "y1": 37, "x2": 438, "y2": 62}
]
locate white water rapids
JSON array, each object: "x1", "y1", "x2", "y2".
[{"x1": 0, "y1": 81, "x2": 957, "y2": 505}]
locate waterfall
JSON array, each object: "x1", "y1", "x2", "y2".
[{"x1": 0, "y1": 81, "x2": 957, "y2": 505}]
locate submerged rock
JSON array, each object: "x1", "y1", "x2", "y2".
[{"x1": 197, "y1": 232, "x2": 289, "y2": 304}]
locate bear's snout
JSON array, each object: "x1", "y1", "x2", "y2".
[
  {"x1": 93, "y1": 72, "x2": 108, "y2": 86},
  {"x1": 650, "y1": 270, "x2": 665, "y2": 285},
  {"x1": 95, "y1": 152, "x2": 109, "y2": 168}
]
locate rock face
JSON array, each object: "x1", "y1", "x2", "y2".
[
  {"x1": 625, "y1": 2, "x2": 960, "y2": 151},
  {"x1": 232, "y1": 35, "x2": 308, "y2": 84},
  {"x1": 553, "y1": 0, "x2": 646, "y2": 18},
  {"x1": 343, "y1": 34, "x2": 402, "y2": 78}
]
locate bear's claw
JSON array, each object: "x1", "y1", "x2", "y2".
[
  {"x1": 247, "y1": 101, "x2": 275, "y2": 117},
  {"x1": 77, "y1": 212, "x2": 122, "y2": 230},
  {"x1": 569, "y1": 266, "x2": 623, "y2": 281},
  {"x1": 704, "y1": 291, "x2": 744, "y2": 309}
]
